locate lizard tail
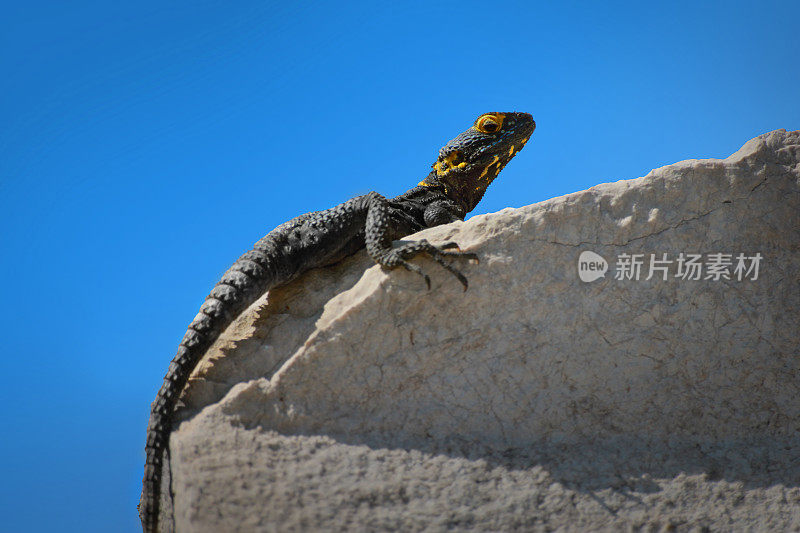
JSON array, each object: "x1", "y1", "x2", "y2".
[{"x1": 140, "y1": 243, "x2": 287, "y2": 532}]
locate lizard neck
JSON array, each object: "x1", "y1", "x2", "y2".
[{"x1": 416, "y1": 169, "x2": 485, "y2": 214}]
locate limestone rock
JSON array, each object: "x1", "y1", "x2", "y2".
[{"x1": 168, "y1": 129, "x2": 800, "y2": 531}]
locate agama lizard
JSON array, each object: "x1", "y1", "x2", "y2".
[{"x1": 140, "y1": 111, "x2": 535, "y2": 532}]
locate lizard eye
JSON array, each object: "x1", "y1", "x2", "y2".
[{"x1": 476, "y1": 114, "x2": 502, "y2": 134}]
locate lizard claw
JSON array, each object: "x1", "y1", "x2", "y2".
[
  {"x1": 439, "y1": 242, "x2": 479, "y2": 264},
  {"x1": 399, "y1": 259, "x2": 431, "y2": 290},
  {"x1": 453, "y1": 270, "x2": 469, "y2": 291},
  {"x1": 436, "y1": 249, "x2": 479, "y2": 266},
  {"x1": 456, "y1": 252, "x2": 479, "y2": 264},
  {"x1": 376, "y1": 239, "x2": 476, "y2": 291},
  {"x1": 419, "y1": 240, "x2": 474, "y2": 291}
]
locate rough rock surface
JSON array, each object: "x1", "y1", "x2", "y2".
[{"x1": 167, "y1": 130, "x2": 799, "y2": 532}]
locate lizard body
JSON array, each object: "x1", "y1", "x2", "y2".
[{"x1": 140, "y1": 111, "x2": 535, "y2": 532}]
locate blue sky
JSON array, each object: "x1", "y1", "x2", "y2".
[{"x1": 1, "y1": 1, "x2": 798, "y2": 531}]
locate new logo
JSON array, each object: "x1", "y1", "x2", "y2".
[{"x1": 578, "y1": 251, "x2": 608, "y2": 282}]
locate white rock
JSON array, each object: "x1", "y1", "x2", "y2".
[{"x1": 166, "y1": 129, "x2": 800, "y2": 532}]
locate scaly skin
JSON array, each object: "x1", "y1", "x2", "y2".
[{"x1": 140, "y1": 112, "x2": 535, "y2": 532}]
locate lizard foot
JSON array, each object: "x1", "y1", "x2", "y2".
[{"x1": 381, "y1": 239, "x2": 477, "y2": 291}]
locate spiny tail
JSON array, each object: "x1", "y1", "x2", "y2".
[{"x1": 139, "y1": 239, "x2": 292, "y2": 532}]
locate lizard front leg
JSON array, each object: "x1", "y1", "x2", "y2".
[{"x1": 363, "y1": 192, "x2": 477, "y2": 290}]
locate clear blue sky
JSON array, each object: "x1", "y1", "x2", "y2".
[{"x1": 1, "y1": 1, "x2": 797, "y2": 531}]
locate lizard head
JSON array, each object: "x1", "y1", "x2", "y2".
[{"x1": 420, "y1": 111, "x2": 535, "y2": 212}]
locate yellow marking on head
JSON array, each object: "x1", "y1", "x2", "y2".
[
  {"x1": 508, "y1": 145, "x2": 516, "y2": 157},
  {"x1": 434, "y1": 150, "x2": 467, "y2": 177},
  {"x1": 478, "y1": 155, "x2": 500, "y2": 180}
]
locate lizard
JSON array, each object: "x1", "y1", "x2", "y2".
[{"x1": 139, "y1": 111, "x2": 535, "y2": 532}]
